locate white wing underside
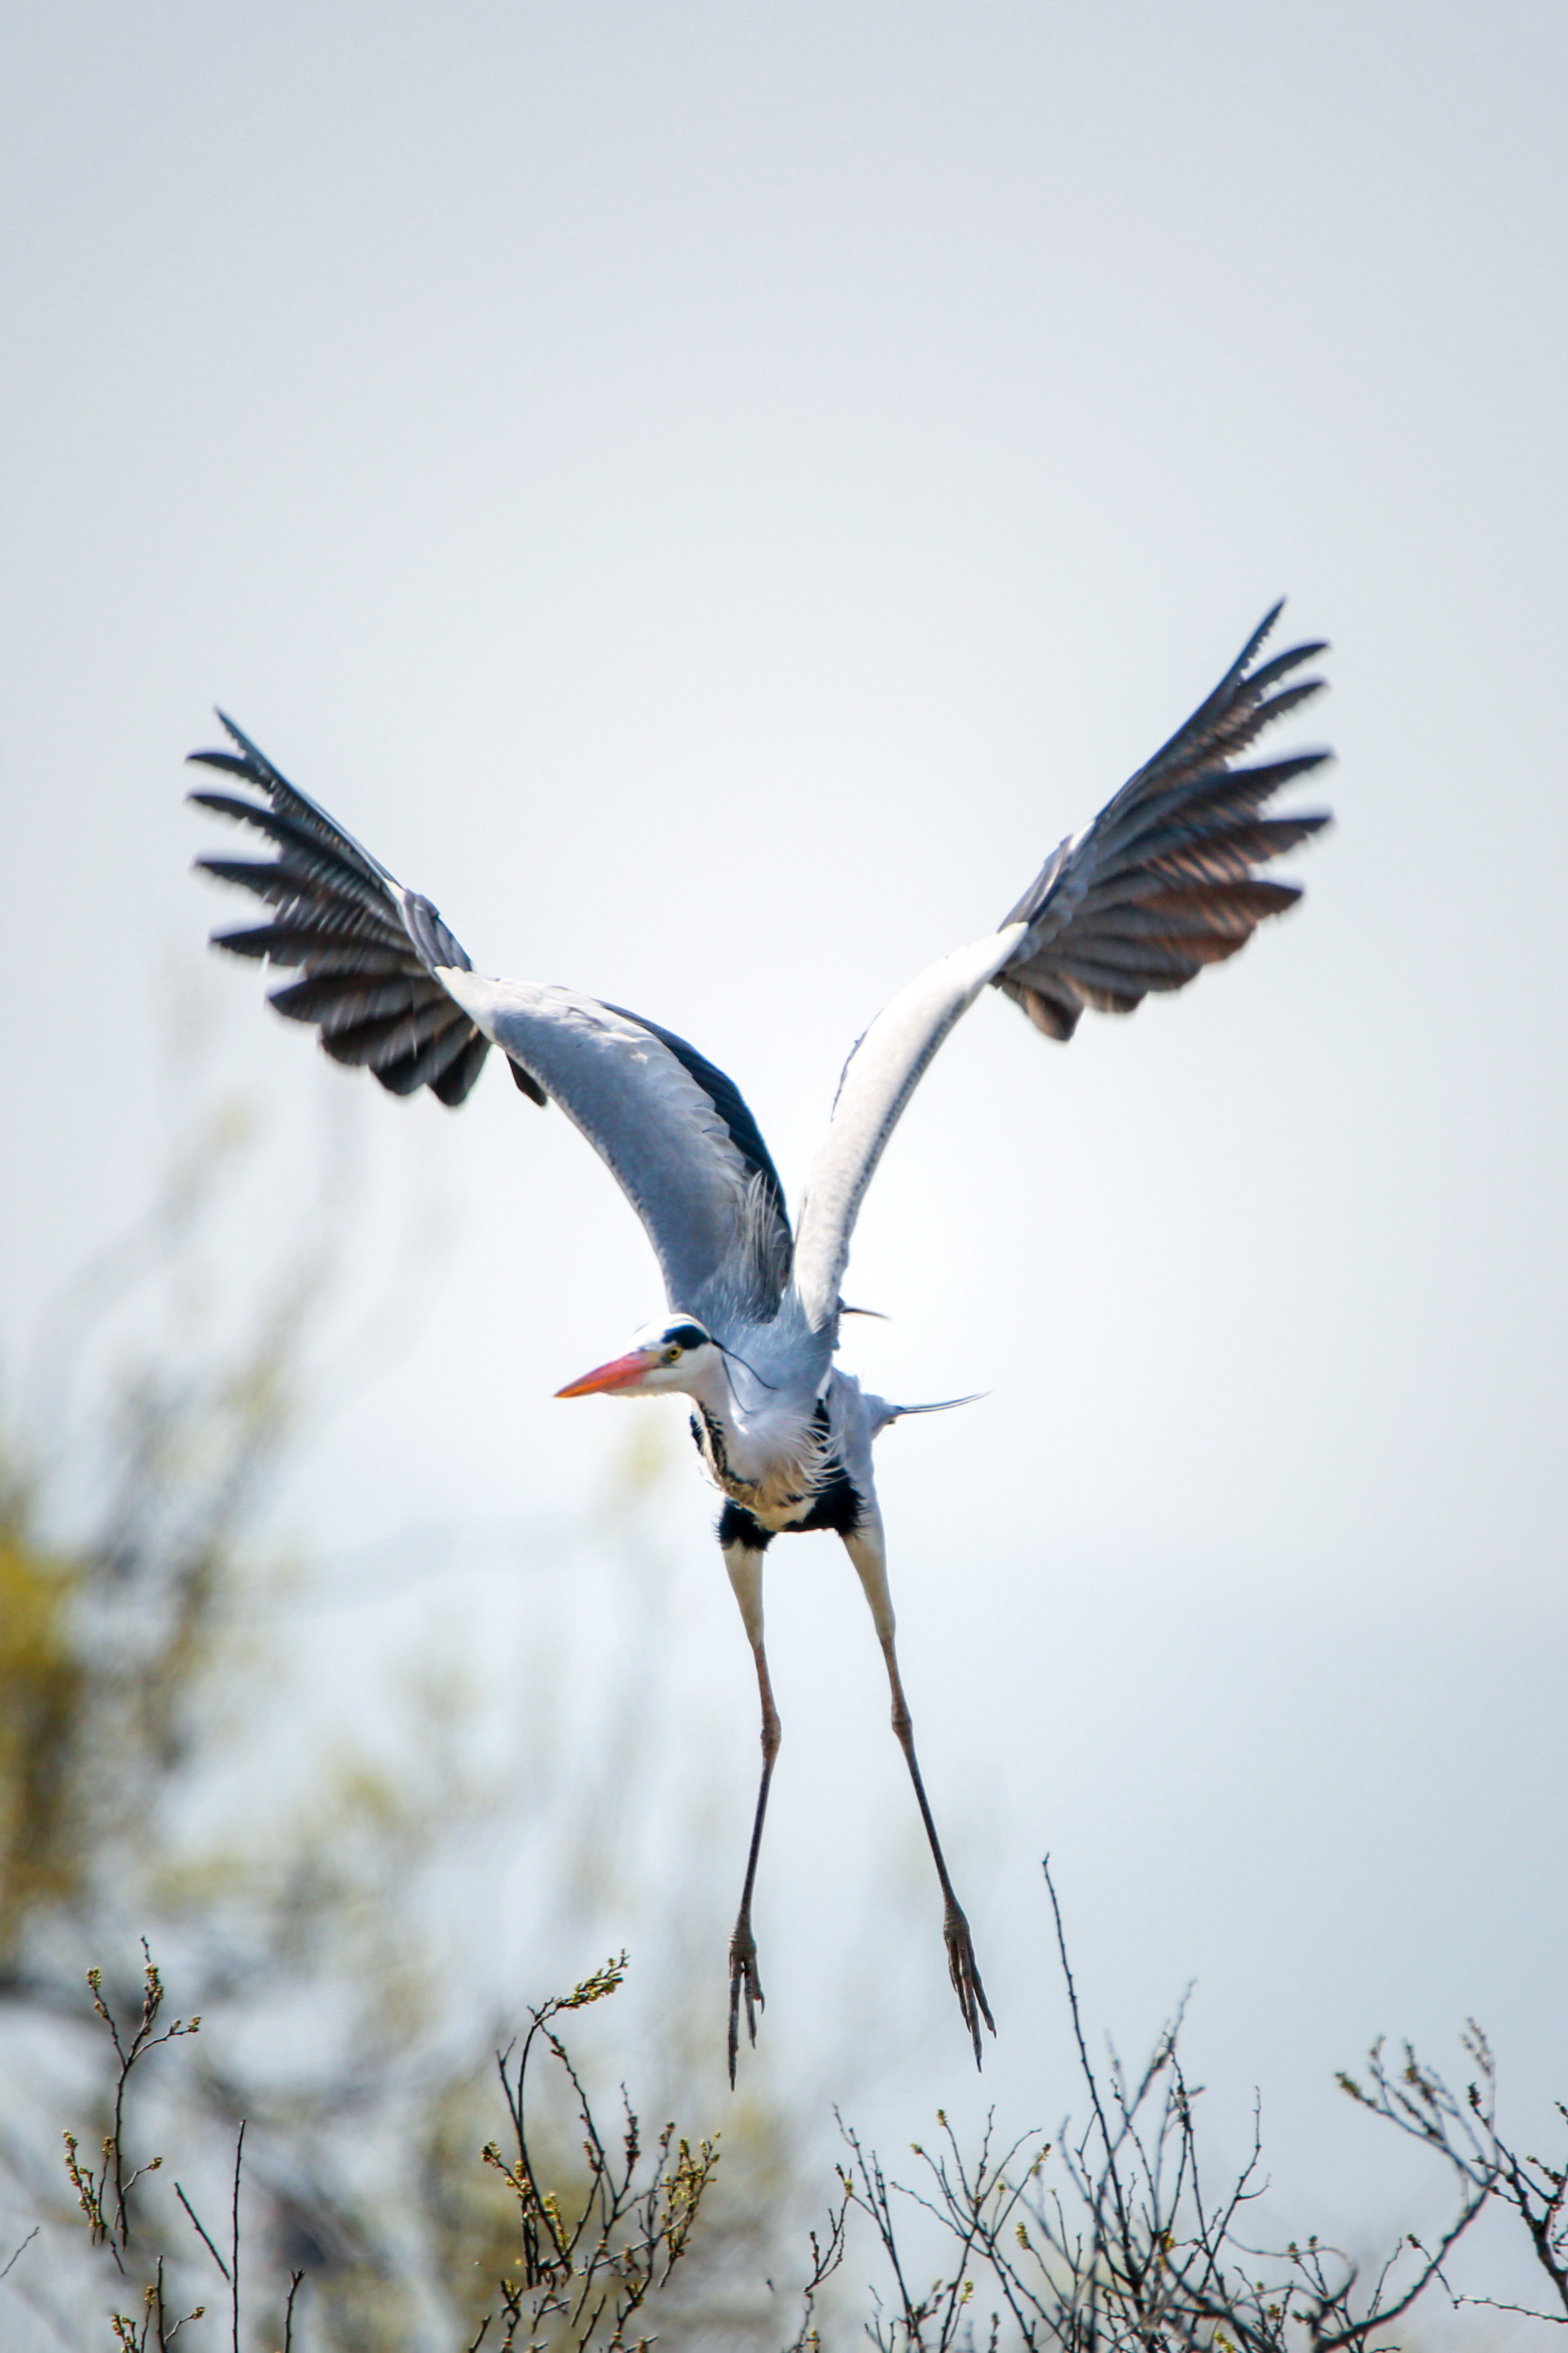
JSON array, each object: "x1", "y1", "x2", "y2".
[{"x1": 790, "y1": 925, "x2": 1028, "y2": 1329}]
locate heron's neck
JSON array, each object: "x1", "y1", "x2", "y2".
[
  {"x1": 683, "y1": 1352, "x2": 738, "y2": 1429},
  {"x1": 686, "y1": 1352, "x2": 819, "y2": 1488}
]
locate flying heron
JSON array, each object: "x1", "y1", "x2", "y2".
[{"x1": 188, "y1": 603, "x2": 1331, "y2": 2078}]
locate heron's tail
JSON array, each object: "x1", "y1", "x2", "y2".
[{"x1": 869, "y1": 1392, "x2": 987, "y2": 1437}]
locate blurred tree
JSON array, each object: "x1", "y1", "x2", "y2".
[
  {"x1": 0, "y1": 1514, "x2": 81, "y2": 1943},
  {"x1": 0, "y1": 1087, "x2": 820, "y2": 2350}
]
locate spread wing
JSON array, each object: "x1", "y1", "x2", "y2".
[
  {"x1": 189, "y1": 718, "x2": 791, "y2": 1321},
  {"x1": 790, "y1": 605, "x2": 1331, "y2": 1329}
]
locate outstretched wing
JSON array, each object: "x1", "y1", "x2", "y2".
[
  {"x1": 790, "y1": 606, "x2": 1331, "y2": 1329},
  {"x1": 189, "y1": 719, "x2": 792, "y2": 1319}
]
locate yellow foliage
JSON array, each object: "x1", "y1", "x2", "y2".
[{"x1": 0, "y1": 1520, "x2": 83, "y2": 1945}]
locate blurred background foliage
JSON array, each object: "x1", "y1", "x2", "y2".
[
  {"x1": 0, "y1": 1082, "x2": 835, "y2": 2349},
  {"x1": 2, "y1": 1082, "x2": 1568, "y2": 2353},
  {"x1": 1, "y1": 1069, "x2": 1563, "y2": 2352},
  {"x1": 0, "y1": 1517, "x2": 81, "y2": 1940}
]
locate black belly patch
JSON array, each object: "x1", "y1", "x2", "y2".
[
  {"x1": 790, "y1": 1466, "x2": 863, "y2": 1535},
  {"x1": 700, "y1": 1400, "x2": 864, "y2": 1553},
  {"x1": 717, "y1": 1466, "x2": 863, "y2": 1554},
  {"x1": 718, "y1": 1499, "x2": 774, "y2": 1551}
]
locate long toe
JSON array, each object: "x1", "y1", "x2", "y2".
[
  {"x1": 727, "y1": 1925, "x2": 766, "y2": 2088},
  {"x1": 943, "y1": 1902, "x2": 997, "y2": 2069}
]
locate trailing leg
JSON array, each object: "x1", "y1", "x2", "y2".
[
  {"x1": 844, "y1": 1514, "x2": 995, "y2": 2066},
  {"x1": 723, "y1": 1530, "x2": 779, "y2": 2085}
]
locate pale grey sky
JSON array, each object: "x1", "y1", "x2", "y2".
[{"x1": 3, "y1": 0, "x2": 1566, "y2": 2288}]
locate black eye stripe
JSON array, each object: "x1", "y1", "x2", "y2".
[{"x1": 663, "y1": 1322, "x2": 708, "y2": 1351}]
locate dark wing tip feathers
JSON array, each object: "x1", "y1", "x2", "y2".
[
  {"x1": 192, "y1": 604, "x2": 1325, "y2": 1119},
  {"x1": 996, "y1": 605, "x2": 1331, "y2": 1041},
  {"x1": 187, "y1": 720, "x2": 513, "y2": 1112}
]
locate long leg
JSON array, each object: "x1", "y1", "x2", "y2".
[
  {"x1": 843, "y1": 1512, "x2": 996, "y2": 2066},
  {"x1": 723, "y1": 1534, "x2": 780, "y2": 2085}
]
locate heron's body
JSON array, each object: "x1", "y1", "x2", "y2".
[{"x1": 188, "y1": 606, "x2": 1331, "y2": 2076}]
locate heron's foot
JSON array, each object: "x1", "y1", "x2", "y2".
[
  {"x1": 727, "y1": 1919, "x2": 765, "y2": 2088},
  {"x1": 944, "y1": 1899, "x2": 996, "y2": 2069}
]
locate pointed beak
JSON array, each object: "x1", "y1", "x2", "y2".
[{"x1": 553, "y1": 1347, "x2": 660, "y2": 1399}]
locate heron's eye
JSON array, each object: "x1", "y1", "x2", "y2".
[{"x1": 664, "y1": 1345, "x2": 682, "y2": 1364}]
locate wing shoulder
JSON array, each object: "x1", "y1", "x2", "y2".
[{"x1": 440, "y1": 973, "x2": 791, "y2": 1319}]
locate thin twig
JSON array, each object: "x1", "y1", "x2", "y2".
[
  {"x1": 229, "y1": 2121, "x2": 245, "y2": 2353},
  {"x1": 0, "y1": 2226, "x2": 39, "y2": 2283},
  {"x1": 174, "y1": 2182, "x2": 230, "y2": 2280}
]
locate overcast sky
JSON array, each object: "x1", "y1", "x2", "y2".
[{"x1": 4, "y1": 0, "x2": 1566, "y2": 2296}]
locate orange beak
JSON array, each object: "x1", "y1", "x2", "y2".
[{"x1": 554, "y1": 1347, "x2": 660, "y2": 1399}]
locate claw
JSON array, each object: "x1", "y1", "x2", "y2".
[
  {"x1": 727, "y1": 1922, "x2": 765, "y2": 2087},
  {"x1": 943, "y1": 1900, "x2": 996, "y2": 2068}
]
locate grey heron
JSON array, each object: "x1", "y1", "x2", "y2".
[{"x1": 189, "y1": 604, "x2": 1330, "y2": 2079}]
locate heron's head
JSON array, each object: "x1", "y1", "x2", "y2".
[{"x1": 554, "y1": 1318, "x2": 724, "y2": 1401}]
